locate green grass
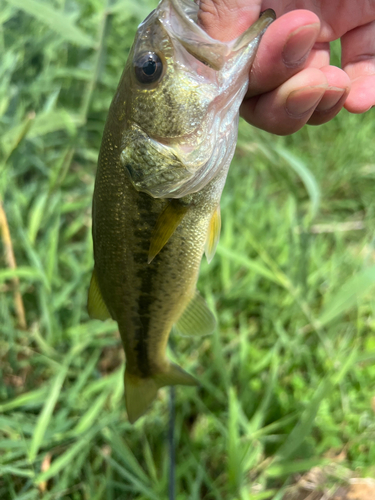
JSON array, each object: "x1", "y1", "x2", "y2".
[{"x1": 1, "y1": 0, "x2": 375, "y2": 498}]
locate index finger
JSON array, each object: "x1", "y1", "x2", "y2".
[{"x1": 247, "y1": 10, "x2": 321, "y2": 97}]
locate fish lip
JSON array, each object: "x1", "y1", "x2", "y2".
[
  {"x1": 161, "y1": 0, "x2": 224, "y2": 45},
  {"x1": 157, "y1": 0, "x2": 230, "y2": 70},
  {"x1": 156, "y1": 1, "x2": 275, "y2": 71},
  {"x1": 159, "y1": 0, "x2": 201, "y2": 34}
]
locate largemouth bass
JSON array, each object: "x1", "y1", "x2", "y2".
[{"x1": 88, "y1": 0, "x2": 275, "y2": 423}]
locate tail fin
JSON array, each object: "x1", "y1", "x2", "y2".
[
  {"x1": 125, "y1": 364, "x2": 198, "y2": 424},
  {"x1": 125, "y1": 371, "x2": 159, "y2": 424}
]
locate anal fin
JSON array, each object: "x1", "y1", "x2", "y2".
[
  {"x1": 148, "y1": 200, "x2": 189, "y2": 264},
  {"x1": 154, "y1": 363, "x2": 198, "y2": 387},
  {"x1": 87, "y1": 268, "x2": 111, "y2": 321}
]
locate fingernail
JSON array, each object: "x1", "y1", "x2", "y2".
[
  {"x1": 315, "y1": 87, "x2": 346, "y2": 112},
  {"x1": 286, "y1": 87, "x2": 326, "y2": 117},
  {"x1": 283, "y1": 24, "x2": 319, "y2": 67}
]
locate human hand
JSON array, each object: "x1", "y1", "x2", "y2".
[{"x1": 198, "y1": 0, "x2": 375, "y2": 134}]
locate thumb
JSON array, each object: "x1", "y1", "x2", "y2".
[{"x1": 197, "y1": 0, "x2": 264, "y2": 41}]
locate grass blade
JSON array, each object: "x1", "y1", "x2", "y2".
[
  {"x1": 28, "y1": 361, "x2": 70, "y2": 462},
  {"x1": 319, "y1": 265, "x2": 375, "y2": 326},
  {"x1": 275, "y1": 377, "x2": 331, "y2": 461},
  {"x1": 5, "y1": 0, "x2": 95, "y2": 47},
  {"x1": 276, "y1": 146, "x2": 321, "y2": 220}
]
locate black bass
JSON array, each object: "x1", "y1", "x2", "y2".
[{"x1": 88, "y1": 0, "x2": 274, "y2": 423}]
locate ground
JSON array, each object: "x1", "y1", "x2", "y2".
[{"x1": 0, "y1": 0, "x2": 375, "y2": 499}]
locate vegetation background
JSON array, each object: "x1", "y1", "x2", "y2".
[{"x1": 1, "y1": 0, "x2": 375, "y2": 498}]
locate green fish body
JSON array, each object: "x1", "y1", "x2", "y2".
[{"x1": 89, "y1": 0, "x2": 274, "y2": 423}]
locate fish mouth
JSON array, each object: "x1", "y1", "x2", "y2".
[
  {"x1": 158, "y1": 0, "x2": 275, "y2": 70},
  {"x1": 124, "y1": 2, "x2": 276, "y2": 199},
  {"x1": 158, "y1": 0, "x2": 230, "y2": 70},
  {"x1": 170, "y1": 0, "x2": 199, "y2": 24}
]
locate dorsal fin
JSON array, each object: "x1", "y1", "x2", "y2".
[
  {"x1": 175, "y1": 290, "x2": 216, "y2": 337},
  {"x1": 87, "y1": 268, "x2": 111, "y2": 321},
  {"x1": 148, "y1": 200, "x2": 190, "y2": 264},
  {"x1": 205, "y1": 204, "x2": 221, "y2": 263}
]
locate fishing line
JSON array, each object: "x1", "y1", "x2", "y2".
[{"x1": 168, "y1": 387, "x2": 176, "y2": 500}]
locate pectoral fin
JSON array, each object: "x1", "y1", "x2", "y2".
[
  {"x1": 87, "y1": 268, "x2": 111, "y2": 321},
  {"x1": 205, "y1": 204, "x2": 221, "y2": 264},
  {"x1": 175, "y1": 290, "x2": 216, "y2": 337},
  {"x1": 148, "y1": 200, "x2": 190, "y2": 264}
]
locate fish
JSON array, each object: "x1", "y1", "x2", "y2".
[{"x1": 88, "y1": 0, "x2": 275, "y2": 423}]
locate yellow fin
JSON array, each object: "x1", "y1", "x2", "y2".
[
  {"x1": 154, "y1": 363, "x2": 198, "y2": 387},
  {"x1": 125, "y1": 364, "x2": 197, "y2": 423},
  {"x1": 125, "y1": 370, "x2": 159, "y2": 424},
  {"x1": 87, "y1": 268, "x2": 111, "y2": 321},
  {"x1": 205, "y1": 205, "x2": 221, "y2": 264},
  {"x1": 175, "y1": 290, "x2": 216, "y2": 337},
  {"x1": 148, "y1": 200, "x2": 189, "y2": 264}
]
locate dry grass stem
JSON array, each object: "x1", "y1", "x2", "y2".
[{"x1": 0, "y1": 201, "x2": 27, "y2": 329}]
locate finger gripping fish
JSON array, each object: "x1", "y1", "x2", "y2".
[{"x1": 88, "y1": 0, "x2": 275, "y2": 423}]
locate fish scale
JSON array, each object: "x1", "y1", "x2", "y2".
[{"x1": 88, "y1": 0, "x2": 275, "y2": 423}]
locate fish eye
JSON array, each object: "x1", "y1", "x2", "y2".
[{"x1": 134, "y1": 52, "x2": 163, "y2": 85}]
